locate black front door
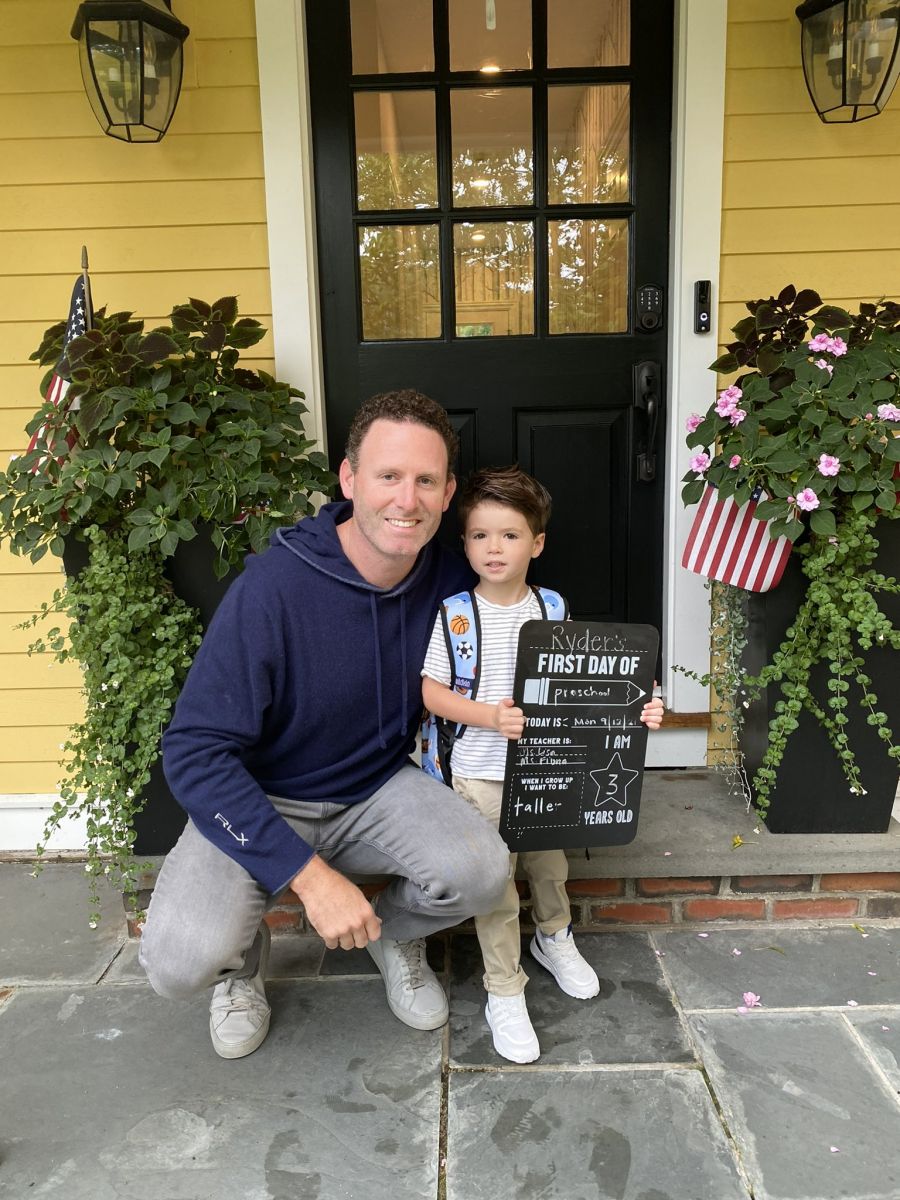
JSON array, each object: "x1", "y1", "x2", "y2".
[{"x1": 308, "y1": 0, "x2": 672, "y2": 626}]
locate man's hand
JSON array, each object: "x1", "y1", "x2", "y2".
[
  {"x1": 493, "y1": 697, "x2": 525, "y2": 740},
  {"x1": 289, "y1": 855, "x2": 382, "y2": 950}
]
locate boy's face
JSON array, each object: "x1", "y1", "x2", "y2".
[{"x1": 463, "y1": 501, "x2": 545, "y2": 588}]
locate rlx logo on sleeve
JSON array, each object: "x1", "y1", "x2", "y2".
[{"x1": 214, "y1": 813, "x2": 249, "y2": 846}]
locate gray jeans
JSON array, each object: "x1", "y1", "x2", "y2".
[{"x1": 139, "y1": 763, "x2": 509, "y2": 1000}]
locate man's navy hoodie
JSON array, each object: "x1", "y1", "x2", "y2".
[{"x1": 162, "y1": 501, "x2": 472, "y2": 895}]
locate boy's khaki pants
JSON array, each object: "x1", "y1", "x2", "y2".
[{"x1": 453, "y1": 775, "x2": 572, "y2": 996}]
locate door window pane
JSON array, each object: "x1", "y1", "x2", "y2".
[
  {"x1": 355, "y1": 91, "x2": 438, "y2": 210},
  {"x1": 454, "y1": 221, "x2": 534, "y2": 336},
  {"x1": 351, "y1": 0, "x2": 434, "y2": 74},
  {"x1": 548, "y1": 85, "x2": 630, "y2": 204},
  {"x1": 449, "y1": 0, "x2": 532, "y2": 72},
  {"x1": 548, "y1": 0, "x2": 629, "y2": 67},
  {"x1": 451, "y1": 88, "x2": 533, "y2": 207},
  {"x1": 548, "y1": 219, "x2": 629, "y2": 334},
  {"x1": 358, "y1": 224, "x2": 441, "y2": 340}
]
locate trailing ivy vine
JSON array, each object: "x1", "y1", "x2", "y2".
[{"x1": 22, "y1": 526, "x2": 202, "y2": 924}]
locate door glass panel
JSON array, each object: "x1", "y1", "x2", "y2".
[
  {"x1": 355, "y1": 91, "x2": 438, "y2": 210},
  {"x1": 358, "y1": 224, "x2": 442, "y2": 340},
  {"x1": 449, "y1": 0, "x2": 532, "y2": 72},
  {"x1": 454, "y1": 221, "x2": 534, "y2": 336},
  {"x1": 350, "y1": 0, "x2": 434, "y2": 74},
  {"x1": 548, "y1": 85, "x2": 630, "y2": 204},
  {"x1": 451, "y1": 88, "x2": 533, "y2": 207},
  {"x1": 548, "y1": 218, "x2": 629, "y2": 334},
  {"x1": 548, "y1": 0, "x2": 630, "y2": 67}
]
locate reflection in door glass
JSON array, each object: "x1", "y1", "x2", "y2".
[
  {"x1": 449, "y1": 0, "x2": 532, "y2": 72},
  {"x1": 547, "y1": 0, "x2": 629, "y2": 67},
  {"x1": 451, "y1": 88, "x2": 533, "y2": 207},
  {"x1": 358, "y1": 225, "x2": 442, "y2": 340},
  {"x1": 548, "y1": 219, "x2": 628, "y2": 334},
  {"x1": 354, "y1": 91, "x2": 438, "y2": 210},
  {"x1": 350, "y1": 0, "x2": 434, "y2": 74},
  {"x1": 548, "y1": 85, "x2": 629, "y2": 205},
  {"x1": 453, "y1": 221, "x2": 534, "y2": 336}
]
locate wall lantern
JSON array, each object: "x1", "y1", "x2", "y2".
[
  {"x1": 71, "y1": 0, "x2": 190, "y2": 142},
  {"x1": 796, "y1": 0, "x2": 900, "y2": 122}
]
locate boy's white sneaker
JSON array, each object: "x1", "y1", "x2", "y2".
[
  {"x1": 530, "y1": 925, "x2": 600, "y2": 999},
  {"x1": 485, "y1": 992, "x2": 540, "y2": 1063},
  {"x1": 366, "y1": 935, "x2": 449, "y2": 1030}
]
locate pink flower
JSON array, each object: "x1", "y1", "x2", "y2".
[
  {"x1": 813, "y1": 358, "x2": 834, "y2": 376},
  {"x1": 742, "y1": 991, "x2": 762, "y2": 1008},
  {"x1": 877, "y1": 402, "x2": 900, "y2": 422},
  {"x1": 795, "y1": 487, "x2": 820, "y2": 512},
  {"x1": 715, "y1": 386, "x2": 742, "y2": 418},
  {"x1": 865, "y1": 412, "x2": 874, "y2": 420},
  {"x1": 829, "y1": 336, "x2": 848, "y2": 356},
  {"x1": 818, "y1": 454, "x2": 840, "y2": 476},
  {"x1": 729, "y1": 455, "x2": 742, "y2": 468},
  {"x1": 685, "y1": 412, "x2": 703, "y2": 433},
  {"x1": 689, "y1": 452, "x2": 711, "y2": 474},
  {"x1": 787, "y1": 495, "x2": 795, "y2": 504},
  {"x1": 729, "y1": 408, "x2": 747, "y2": 427},
  {"x1": 808, "y1": 333, "x2": 831, "y2": 352}
]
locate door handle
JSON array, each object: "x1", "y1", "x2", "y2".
[{"x1": 633, "y1": 360, "x2": 660, "y2": 483}]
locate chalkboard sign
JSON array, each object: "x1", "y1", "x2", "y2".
[{"x1": 499, "y1": 621, "x2": 660, "y2": 852}]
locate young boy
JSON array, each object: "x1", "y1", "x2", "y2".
[{"x1": 421, "y1": 466, "x2": 664, "y2": 1063}]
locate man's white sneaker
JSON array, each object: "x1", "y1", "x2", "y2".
[
  {"x1": 485, "y1": 992, "x2": 540, "y2": 1063},
  {"x1": 209, "y1": 922, "x2": 271, "y2": 1060},
  {"x1": 530, "y1": 925, "x2": 600, "y2": 999},
  {"x1": 366, "y1": 936, "x2": 449, "y2": 1030}
]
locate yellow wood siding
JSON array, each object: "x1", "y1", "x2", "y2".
[
  {"x1": 708, "y1": 2, "x2": 900, "y2": 762},
  {"x1": 0, "y1": 0, "x2": 272, "y2": 798},
  {"x1": 722, "y1": 3, "x2": 900, "y2": 319}
]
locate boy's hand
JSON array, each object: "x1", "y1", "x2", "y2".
[
  {"x1": 640, "y1": 684, "x2": 665, "y2": 731},
  {"x1": 493, "y1": 697, "x2": 525, "y2": 739}
]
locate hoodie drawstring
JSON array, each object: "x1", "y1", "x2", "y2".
[
  {"x1": 369, "y1": 592, "x2": 410, "y2": 750},
  {"x1": 399, "y1": 594, "x2": 408, "y2": 734},
  {"x1": 370, "y1": 593, "x2": 387, "y2": 749}
]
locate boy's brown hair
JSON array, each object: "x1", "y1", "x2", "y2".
[
  {"x1": 345, "y1": 389, "x2": 459, "y2": 472},
  {"x1": 457, "y1": 465, "x2": 552, "y2": 536}
]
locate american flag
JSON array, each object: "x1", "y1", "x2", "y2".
[
  {"x1": 26, "y1": 274, "x2": 92, "y2": 463},
  {"x1": 681, "y1": 484, "x2": 793, "y2": 593}
]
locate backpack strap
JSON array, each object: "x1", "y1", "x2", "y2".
[
  {"x1": 421, "y1": 590, "x2": 480, "y2": 785},
  {"x1": 532, "y1": 585, "x2": 568, "y2": 620}
]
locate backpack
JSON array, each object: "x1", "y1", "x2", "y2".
[{"x1": 420, "y1": 585, "x2": 568, "y2": 786}]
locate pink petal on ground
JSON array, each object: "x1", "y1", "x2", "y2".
[
  {"x1": 737, "y1": 1006, "x2": 749, "y2": 1015},
  {"x1": 867, "y1": 971, "x2": 877, "y2": 976},
  {"x1": 847, "y1": 1000, "x2": 859, "y2": 1007},
  {"x1": 732, "y1": 948, "x2": 742, "y2": 956},
  {"x1": 830, "y1": 1147, "x2": 840, "y2": 1154},
  {"x1": 742, "y1": 991, "x2": 762, "y2": 1008},
  {"x1": 697, "y1": 933, "x2": 710, "y2": 938}
]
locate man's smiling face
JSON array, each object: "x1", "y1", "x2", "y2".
[{"x1": 338, "y1": 418, "x2": 456, "y2": 586}]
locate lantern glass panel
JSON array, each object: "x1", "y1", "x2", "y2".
[{"x1": 801, "y1": 0, "x2": 900, "y2": 121}]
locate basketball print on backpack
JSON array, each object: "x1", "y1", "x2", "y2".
[{"x1": 449, "y1": 613, "x2": 469, "y2": 635}]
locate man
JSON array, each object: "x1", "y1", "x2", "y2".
[{"x1": 139, "y1": 390, "x2": 509, "y2": 1058}]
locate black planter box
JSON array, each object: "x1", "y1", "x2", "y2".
[
  {"x1": 62, "y1": 529, "x2": 241, "y2": 854},
  {"x1": 741, "y1": 518, "x2": 900, "y2": 834}
]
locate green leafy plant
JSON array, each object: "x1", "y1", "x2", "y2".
[
  {"x1": 0, "y1": 297, "x2": 336, "y2": 917},
  {"x1": 681, "y1": 289, "x2": 900, "y2": 820},
  {"x1": 21, "y1": 527, "x2": 202, "y2": 924}
]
